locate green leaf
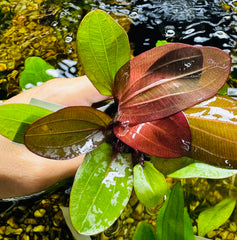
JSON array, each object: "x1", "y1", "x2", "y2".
[
  {"x1": 70, "y1": 143, "x2": 133, "y2": 235},
  {"x1": 168, "y1": 162, "x2": 237, "y2": 179},
  {"x1": 133, "y1": 161, "x2": 168, "y2": 208},
  {"x1": 218, "y1": 83, "x2": 228, "y2": 95},
  {"x1": 0, "y1": 104, "x2": 52, "y2": 143},
  {"x1": 132, "y1": 222, "x2": 156, "y2": 240},
  {"x1": 20, "y1": 57, "x2": 56, "y2": 90},
  {"x1": 156, "y1": 40, "x2": 168, "y2": 46},
  {"x1": 184, "y1": 209, "x2": 195, "y2": 240},
  {"x1": 25, "y1": 107, "x2": 112, "y2": 159},
  {"x1": 198, "y1": 198, "x2": 236, "y2": 237},
  {"x1": 151, "y1": 156, "x2": 194, "y2": 176},
  {"x1": 77, "y1": 9, "x2": 130, "y2": 95},
  {"x1": 157, "y1": 182, "x2": 194, "y2": 240}
]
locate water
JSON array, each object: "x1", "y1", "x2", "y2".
[{"x1": 97, "y1": 0, "x2": 237, "y2": 55}]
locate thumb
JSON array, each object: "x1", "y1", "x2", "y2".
[{"x1": 5, "y1": 76, "x2": 109, "y2": 106}]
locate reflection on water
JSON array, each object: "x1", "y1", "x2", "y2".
[{"x1": 97, "y1": 0, "x2": 237, "y2": 55}]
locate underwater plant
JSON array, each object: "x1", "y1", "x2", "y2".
[{"x1": 0, "y1": 9, "x2": 236, "y2": 237}]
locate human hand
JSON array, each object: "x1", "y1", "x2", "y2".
[{"x1": 0, "y1": 76, "x2": 108, "y2": 199}]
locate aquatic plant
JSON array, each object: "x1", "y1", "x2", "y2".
[{"x1": 0, "y1": 9, "x2": 236, "y2": 238}]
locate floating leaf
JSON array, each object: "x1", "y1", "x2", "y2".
[
  {"x1": 133, "y1": 161, "x2": 168, "y2": 208},
  {"x1": 156, "y1": 182, "x2": 194, "y2": 240},
  {"x1": 184, "y1": 95, "x2": 237, "y2": 168},
  {"x1": 70, "y1": 143, "x2": 133, "y2": 235},
  {"x1": 132, "y1": 222, "x2": 156, "y2": 240},
  {"x1": 115, "y1": 43, "x2": 231, "y2": 124},
  {"x1": 113, "y1": 111, "x2": 191, "y2": 158},
  {"x1": 168, "y1": 162, "x2": 237, "y2": 179},
  {"x1": 198, "y1": 198, "x2": 236, "y2": 237},
  {"x1": 77, "y1": 9, "x2": 130, "y2": 95},
  {"x1": 0, "y1": 104, "x2": 52, "y2": 143},
  {"x1": 20, "y1": 57, "x2": 56, "y2": 90},
  {"x1": 25, "y1": 107, "x2": 112, "y2": 159}
]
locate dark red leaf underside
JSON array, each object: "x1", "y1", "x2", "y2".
[
  {"x1": 113, "y1": 111, "x2": 191, "y2": 158},
  {"x1": 25, "y1": 106, "x2": 112, "y2": 160},
  {"x1": 114, "y1": 43, "x2": 231, "y2": 124}
]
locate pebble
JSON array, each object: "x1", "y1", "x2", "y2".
[
  {"x1": 129, "y1": 192, "x2": 139, "y2": 207},
  {"x1": 6, "y1": 217, "x2": 17, "y2": 228},
  {"x1": 120, "y1": 204, "x2": 133, "y2": 220},
  {"x1": 25, "y1": 225, "x2": 32, "y2": 233},
  {"x1": 24, "y1": 218, "x2": 37, "y2": 225},
  {"x1": 5, "y1": 226, "x2": 23, "y2": 235},
  {"x1": 227, "y1": 233, "x2": 235, "y2": 239},
  {"x1": 34, "y1": 209, "x2": 46, "y2": 218},
  {"x1": 135, "y1": 203, "x2": 144, "y2": 215},
  {"x1": 0, "y1": 227, "x2": 5, "y2": 235},
  {"x1": 230, "y1": 222, "x2": 237, "y2": 232},
  {"x1": 220, "y1": 230, "x2": 230, "y2": 239},
  {"x1": 21, "y1": 234, "x2": 30, "y2": 240},
  {"x1": 207, "y1": 230, "x2": 218, "y2": 238},
  {"x1": 50, "y1": 194, "x2": 60, "y2": 200},
  {"x1": 33, "y1": 225, "x2": 45, "y2": 232},
  {"x1": 125, "y1": 218, "x2": 134, "y2": 224}
]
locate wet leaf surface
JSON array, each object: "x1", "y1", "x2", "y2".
[
  {"x1": 168, "y1": 162, "x2": 237, "y2": 179},
  {"x1": 70, "y1": 143, "x2": 133, "y2": 235},
  {"x1": 113, "y1": 111, "x2": 191, "y2": 158},
  {"x1": 25, "y1": 107, "x2": 112, "y2": 159},
  {"x1": 115, "y1": 43, "x2": 231, "y2": 124},
  {"x1": 184, "y1": 95, "x2": 237, "y2": 168}
]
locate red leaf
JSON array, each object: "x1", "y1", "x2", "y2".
[
  {"x1": 113, "y1": 111, "x2": 191, "y2": 158},
  {"x1": 25, "y1": 106, "x2": 112, "y2": 160},
  {"x1": 114, "y1": 43, "x2": 231, "y2": 124}
]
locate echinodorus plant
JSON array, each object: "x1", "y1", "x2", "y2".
[
  {"x1": 0, "y1": 9, "x2": 234, "y2": 236},
  {"x1": 23, "y1": 10, "x2": 232, "y2": 235}
]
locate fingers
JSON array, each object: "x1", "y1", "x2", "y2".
[{"x1": 5, "y1": 76, "x2": 109, "y2": 106}]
